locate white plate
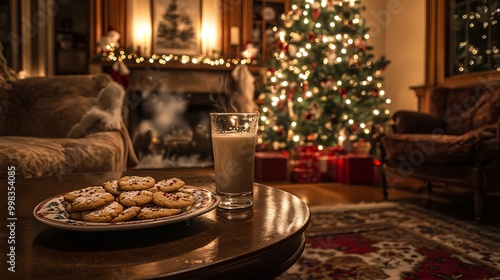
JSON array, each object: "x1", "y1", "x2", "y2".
[{"x1": 33, "y1": 186, "x2": 220, "y2": 231}]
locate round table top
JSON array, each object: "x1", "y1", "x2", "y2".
[{"x1": 2, "y1": 170, "x2": 310, "y2": 279}]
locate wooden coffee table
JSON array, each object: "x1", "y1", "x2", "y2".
[{"x1": 1, "y1": 169, "x2": 310, "y2": 279}]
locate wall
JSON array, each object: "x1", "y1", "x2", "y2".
[{"x1": 363, "y1": 0, "x2": 425, "y2": 112}]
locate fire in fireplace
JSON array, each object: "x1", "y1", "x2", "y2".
[{"x1": 126, "y1": 83, "x2": 226, "y2": 169}]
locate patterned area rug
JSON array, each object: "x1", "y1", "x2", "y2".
[{"x1": 278, "y1": 202, "x2": 500, "y2": 280}]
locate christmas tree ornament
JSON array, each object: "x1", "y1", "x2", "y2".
[
  {"x1": 290, "y1": 32, "x2": 303, "y2": 42},
  {"x1": 320, "y1": 79, "x2": 327, "y2": 88},
  {"x1": 278, "y1": 99, "x2": 287, "y2": 111},
  {"x1": 327, "y1": 0, "x2": 336, "y2": 11},
  {"x1": 288, "y1": 44, "x2": 298, "y2": 56},
  {"x1": 302, "y1": 83, "x2": 309, "y2": 91},
  {"x1": 353, "y1": 36, "x2": 367, "y2": 51},
  {"x1": 293, "y1": 6, "x2": 302, "y2": 21},
  {"x1": 287, "y1": 87, "x2": 295, "y2": 100},
  {"x1": 328, "y1": 53, "x2": 337, "y2": 65},
  {"x1": 306, "y1": 133, "x2": 316, "y2": 141},
  {"x1": 351, "y1": 122, "x2": 359, "y2": 132},
  {"x1": 287, "y1": 100, "x2": 295, "y2": 118},
  {"x1": 278, "y1": 40, "x2": 289, "y2": 54},
  {"x1": 325, "y1": 122, "x2": 333, "y2": 130},
  {"x1": 277, "y1": 126, "x2": 285, "y2": 136},
  {"x1": 309, "y1": 101, "x2": 322, "y2": 118},
  {"x1": 308, "y1": 32, "x2": 315, "y2": 42},
  {"x1": 320, "y1": 77, "x2": 334, "y2": 88},
  {"x1": 312, "y1": 2, "x2": 321, "y2": 20},
  {"x1": 341, "y1": 0, "x2": 350, "y2": 12},
  {"x1": 339, "y1": 87, "x2": 347, "y2": 97}
]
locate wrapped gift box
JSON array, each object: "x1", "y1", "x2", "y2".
[
  {"x1": 289, "y1": 146, "x2": 346, "y2": 183},
  {"x1": 293, "y1": 159, "x2": 315, "y2": 169},
  {"x1": 326, "y1": 146, "x2": 347, "y2": 156},
  {"x1": 292, "y1": 156, "x2": 321, "y2": 170},
  {"x1": 318, "y1": 155, "x2": 338, "y2": 181},
  {"x1": 337, "y1": 154, "x2": 374, "y2": 184},
  {"x1": 291, "y1": 168, "x2": 326, "y2": 183},
  {"x1": 254, "y1": 152, "x2": 289, "y2": 181},
  {"x1": 295, "y1": 145, "x2": 320, "y2": 154}
]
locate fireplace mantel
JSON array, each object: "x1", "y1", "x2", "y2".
[
  {"x1": 90, "y1": 60, "x2": 265, "y2": 72},
  {"x1": 90, "y1": 61, "x2": 265, "y2": 95}
]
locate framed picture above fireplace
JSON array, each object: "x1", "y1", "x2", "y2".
[{"x1": 151, "y1": 0, "x2": 201, "y2": 55}]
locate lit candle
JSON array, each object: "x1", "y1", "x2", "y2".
[
  {"x1": 206, "y1": 39, "x2": 212, "y2": 56},
  {"x1": 230, "y1": 26, "x2": 239, "y2": 46},
  {"x1": 202, "y1": 31, "x2": 209, "y2": 56},
  {"x1": 143, "y1": 32, "x2": 147, "y2": 55}
]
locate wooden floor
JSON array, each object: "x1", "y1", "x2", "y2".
[{"x1": 265, "y1": 177, "x2": 500, "y2": 229}]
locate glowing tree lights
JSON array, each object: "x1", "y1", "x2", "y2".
[{"x1": 258, "y1": 0, "x2": 391, "y2": 151}]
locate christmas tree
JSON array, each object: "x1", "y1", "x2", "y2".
[
  {"x1": 156, "y1": 0, "x2": 196, "y2": 48},
  {"x1": 258, "y1": 0, "x2": 390, "y2": 152}
]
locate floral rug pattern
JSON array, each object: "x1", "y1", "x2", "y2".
[{"x1": 278, "y1": 202, "x2": 500, "y2": 280}]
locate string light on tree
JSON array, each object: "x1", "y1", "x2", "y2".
[{"x1": 258, "y1": 0, "x2": 391, "y2": 151}]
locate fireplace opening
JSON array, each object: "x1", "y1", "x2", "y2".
[{"x1": 127, "y1": 86, "x2": 226, "y2": 169}]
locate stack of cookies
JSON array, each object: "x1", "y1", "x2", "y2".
[{"x1": 62, "y1": 176, "x2": 195, "y2": 223}]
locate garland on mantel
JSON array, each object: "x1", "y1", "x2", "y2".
[{"x1": 93, "y1": 48, "x2": 252, "y2": 68}]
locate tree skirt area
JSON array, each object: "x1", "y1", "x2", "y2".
[{"x1": 278, "y1": 202, "x2": 500, "y2": 280}]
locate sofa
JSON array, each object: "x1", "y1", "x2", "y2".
[
  {"x1": 377, "y1": 81, "x2": 500, "y2": 221},
  {"x1": 0, "y1": 73, "x2": 138, "y2": 179}
]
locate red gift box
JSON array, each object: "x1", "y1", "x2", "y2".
[
  {"x1": 296, "y1": 145, "x2": 320, "y2": 153},
  {"x1": 326, "y1": 146, "x2": 346, "y2": 156},
  {"x1": 296, "y1": 145, "x2": 345, "y2": 157},
  {"x1": 293, "y1": 156, "x2": 320, "y2": 170},
  {"x1": 292, "y1": 168, "x2": 326, "y2": 183},
  {"x1": 337, "y1": 154, "x2": 374, "y2": 184},
  {"x1": 297, "y1": 151, "x2": 317, "y2": 160},
  {"x1": 254, "y1": 152, "x2": 289, "y2": 181},
  {"x1": 293, "y1": 159, "x2": 314, "y2": 169},
  {"x1": 318, "y1": 155, "x2": 338, "y2": 181}
]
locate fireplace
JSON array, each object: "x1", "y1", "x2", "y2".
[{"x1": 125, "y1": 67, "x2": 233, "y2": 168}]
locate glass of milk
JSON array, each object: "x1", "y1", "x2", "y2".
[{"x1": 210, "y1": 112, "x2": 259, "y2": 210}]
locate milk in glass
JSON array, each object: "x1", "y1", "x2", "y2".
[{"x1": 212, "y1": 133, "x2": 256, "y2": 194}]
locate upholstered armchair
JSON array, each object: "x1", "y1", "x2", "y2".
[{"x1": 376, "y1": 82, "x2": 500, "y2": 222}]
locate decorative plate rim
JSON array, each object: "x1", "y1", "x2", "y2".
[{"x1": 33, "y1": 186, "x2": 220, "y2": 231}]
